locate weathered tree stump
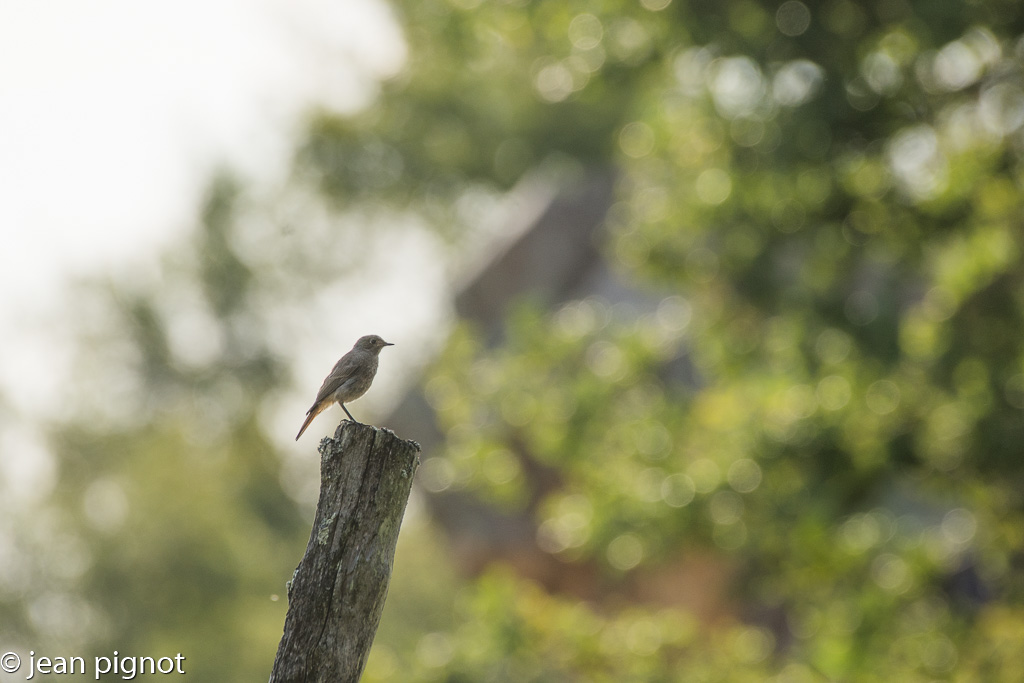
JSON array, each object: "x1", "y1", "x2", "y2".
[{"x1": 269, "y1": 421, "x2": 420, "y2": 683}]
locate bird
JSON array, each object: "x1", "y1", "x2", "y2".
[{"x1": 295, "y1": 334, "x2": 394, "y2": 440}]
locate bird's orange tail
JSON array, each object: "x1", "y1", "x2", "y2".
[{"x1": 295, "y1": 401, "x2": 329, "y2": 440}]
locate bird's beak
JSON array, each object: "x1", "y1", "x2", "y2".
[{"x1": 384, "y1": 342, "x2": 395, "y2": 346}]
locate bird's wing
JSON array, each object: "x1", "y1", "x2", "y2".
[{"x1": 307, "y1": 353, "x2": 359, "y2": 410}]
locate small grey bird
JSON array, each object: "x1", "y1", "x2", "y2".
[{"x1": 295, "y1": 334, "x2": 393, "y2": 440}]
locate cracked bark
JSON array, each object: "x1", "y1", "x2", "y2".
[{"x1": 269, "y1": 421, "x2": 420, "y2": 683}]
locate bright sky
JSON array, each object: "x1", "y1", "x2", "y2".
[{"x1": 0, "y1": 0, "x2": 403, "y2": 308}]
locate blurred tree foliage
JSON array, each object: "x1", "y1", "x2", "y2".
[
  {"x1": 0, "y1": 177, "x2": 313, "y2": 681},
  {"x1": 306, "y1": 0, "x2": 1024, "y2": 680},
  {"x1": 5, "y1": 0, "x2": 1024, "y2": 681}
]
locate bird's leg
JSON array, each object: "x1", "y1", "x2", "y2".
[{"x1": 341, "y1": 404, "x2": 358, "y2": 423}]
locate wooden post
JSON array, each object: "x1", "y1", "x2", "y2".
[{"x1": 269, "y1": 421, "x2": 420, "y2": 683}]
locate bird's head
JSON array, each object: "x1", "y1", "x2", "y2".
[{"x1": 355, "y1": 334, "x2": 394, "y2": 354}]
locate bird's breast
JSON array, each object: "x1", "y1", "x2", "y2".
[{"x1": 331, "y1": 357, "x2": 378, "y2": 402}]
